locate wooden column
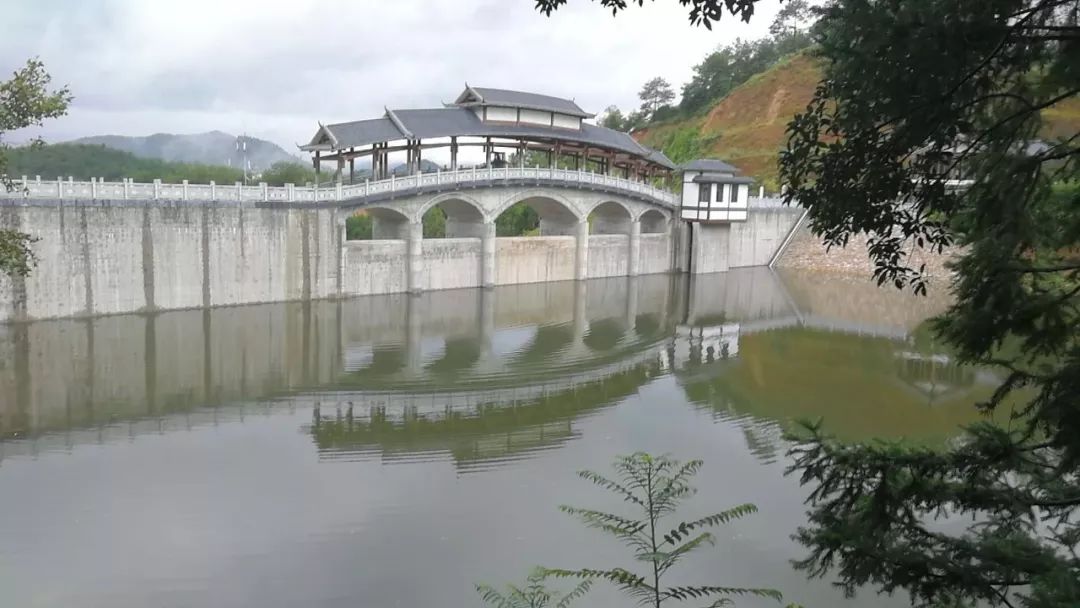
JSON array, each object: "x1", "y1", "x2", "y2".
[
  {"x1": 314, "y1": 150, "x2": 321, "y2": 178},
  {"x1": 450, "y1": 136, "x2": 458, "y2": 171},
  {"x1": 485, "y1": 137, "x2": 492, "y2": 167},
  {"x1": 348, "y1": 157, "x2": 355, "y2": 184}
]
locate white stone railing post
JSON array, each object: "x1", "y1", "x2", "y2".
[
  {"x1": 365, "y1": 178, "x2": 370, "y2": 197},
  {"x1": 391, "y1": 174, "x2": 396, "y2": 193},
  {"x1": 123, "y1": 178, "x2": 130, "y2": 200},
  {"x1": 90, "y1": 177, "x2": 97, "y2": 200},
  {"x1": 56, "y1": 176, "x2": 63, "y2": 198},
  {"x1": 210, "y1": 181, "x2": 216, "y2": 201},
  {"x1": 153, "y1": 179, "x2": 161, "y2": 200},
  {"x1": 182, "y1": 180, "x2": 189, "y2": 201},
  {"x1": 262, "y1": 182, "x2": 270, "y2": 201},
  {"x1": 235, "y1": 181, "x2": 242, "y2": 202},
  {"x1": 286, "y1": 183, "x2": 294, "y2": 202},
  {"x1": 334, "y1": 181, "x2": 341, "y2": 201},
  {"x1": 436, "y1": 167, "x2": 441, "y2": 186}
]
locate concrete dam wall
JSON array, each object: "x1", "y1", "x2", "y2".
[{"x1": 0, "y1": 199, "x2": 802, "y2": 322}]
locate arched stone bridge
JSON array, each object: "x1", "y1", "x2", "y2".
[{"x1": 320, "y1": 169, "x2": 681, "y2": 295}]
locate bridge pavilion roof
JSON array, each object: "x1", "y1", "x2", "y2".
[
  {"x1": 453, "y1": 85, "x2": 594, "y2": 118},
  {"x1": 301, "y1": 85, "x2": 676, "y2": 173}
]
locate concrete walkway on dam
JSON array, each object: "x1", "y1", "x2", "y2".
[{"x1": 0, "y1": 173, "x2": 803, "y2": 322}]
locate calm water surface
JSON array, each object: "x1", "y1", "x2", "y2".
[{"x1": 0, "y1": 269, "x2": 993, "y2": 608}]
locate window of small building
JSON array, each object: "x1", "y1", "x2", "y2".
[
  {"x1": 697, "y1": 183, "x2": 711, "y2": 204},
  {"x1": 717, "y1": 183, "x2": 727, "y2": 203}
]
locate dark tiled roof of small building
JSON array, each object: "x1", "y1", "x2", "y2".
[
  {"x1": 693, "y1": 174, "x2": 755, "y2": 184},
  {"x1": 680, "y1": 159, "x2": 740, "y2": 173}
]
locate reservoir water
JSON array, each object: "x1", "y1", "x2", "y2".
[{"x1": 0, "y1": 268, "x2": 989, "y2": 608}]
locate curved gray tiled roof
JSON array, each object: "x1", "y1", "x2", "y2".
[
  {"x1": 317, "y1": 107, "x2": 676, "y2": 168},
  {"x1": 468, "y1": 87, "x2": 592, "y2": 118}
]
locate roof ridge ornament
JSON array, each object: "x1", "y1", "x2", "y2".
[
  {"x1": 384, "y1": 107, "x2": 414, "y2": 140},
  {"x1": 317, "y1": 121, "x2": 339, "y2": 149}
]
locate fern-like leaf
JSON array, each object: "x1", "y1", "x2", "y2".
[
  {"x1": 648, "y1": 531, "x2": 715, "y2": 575},
  {"x1": 576, "y1": 470, "x2": 645, "y2": 507},
  {"x1": 555, "y1": 580, "x2": 593, "y2": 608},
  {"x1": 662, "y1": 584, "x2": 784, "y2": 602},
  {"x1": 661, "y1": 504, "x2": 758, "y2": 545}
]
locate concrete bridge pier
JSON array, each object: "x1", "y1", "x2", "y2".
[
  {"x1": 628, "y1": 219, "x2": 641, "y2": 277},
  {"x1": 481, "y1": 221, "x2": 496, "y2": 289},
  {"x1": 575, "y1": 221, "x2": 589, "y2": 281},
  {"x1": 408, "y1": 220, "x2": 424, "y2": 295}
]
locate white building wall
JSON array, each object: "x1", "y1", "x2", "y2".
[
  {"x1": 553, "y1": 114, "x2": 581, "y2": 130},
  {"x1": 519, "y1": 109, "x2": 552, "y2": 126},
  {"x1": 485, "y1": 106, "x2": 517, "y2": 122}
]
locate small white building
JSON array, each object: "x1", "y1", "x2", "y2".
[{"x1": 679, "y1": 159, "x2": 753, "y2": 223}]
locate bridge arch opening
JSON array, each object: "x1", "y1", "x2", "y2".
[
  {"x1": 588, "y1": 201, "x2": 632, "y2": 235},
  {"x1": 639, "y1": 209, "x2": 668, "y2": 234},
  {"x1": 345, "y1": 207, "x2": 410, "y2": 240},
  {"x1": 420, "y1": 197, "x2": 485, "y2": 239},
  {"x1": 494, "y1": 195, "x2": 579, "y2": 237}
]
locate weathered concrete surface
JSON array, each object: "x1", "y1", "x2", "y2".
[
  {"x1": 494, "y1": 236, "x2": 577, "y2": 285},
  {"x1": 587, "y1": 234, "x2": 630, "y2": 278},
  {"x1": 342, "y1": 240, "x2": 408, "y2": 296},
  {"x1": 0, "y1": 202, "x2": 341, "y2": 321},
  {"x1": 639, "y1": 234, "x2": 672, "y2": 276},
  {"x1": 689, "y1": 208, "x2": 804, "y2": 274},
  {"x1": 0, "y1": 189, "x2": 806, "y2": 322},
  {"x1": 0, "y1": 184, "x2": 681, "y2": 321}
]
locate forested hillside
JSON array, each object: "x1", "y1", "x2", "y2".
[
  {"x1": 72, "y1": 131, "x2": 298, "y2": 171},
  {"x1": 6, "y1": 143, "x2": 245, "y2": 183},
  {"x1": 634, "y1": 50, "x2": 820, "y2": 190},
  {"x1": 633, "y1": 47, "x2": 1080, "y2": 190}
]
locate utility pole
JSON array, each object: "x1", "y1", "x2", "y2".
[{"x1": 236, "y1": 134, "x2": 249, "y2": 185}]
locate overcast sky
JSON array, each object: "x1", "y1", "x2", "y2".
[{"x1": 4, "y1": 0, "x2": 784, "y2": 152}]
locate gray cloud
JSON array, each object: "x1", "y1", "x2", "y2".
[{"x1": 4, "y1": 0, "x2": 783, "y2": 149}]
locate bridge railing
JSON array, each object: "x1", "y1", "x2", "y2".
[{"x1": 10, "y1": 167, "x2": 679, "y2": 207}]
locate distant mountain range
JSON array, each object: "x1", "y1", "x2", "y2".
[{"x1": 69, "y1": 131, "x2": 301, "y2": 172}]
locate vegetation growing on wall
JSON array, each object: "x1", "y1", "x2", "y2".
[{"x1": 0, "y1": 58, "x2": 71, "y2": 277}]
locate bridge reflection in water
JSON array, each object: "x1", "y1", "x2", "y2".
[{"x1": 0, "y1": 267, "x2": 995, "y2": 469}]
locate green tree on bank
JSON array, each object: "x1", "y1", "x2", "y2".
[
  {"x1": 537, "y1": 1, "x2": 1080, "y2": 607},
  {"x1": 0, "y1": 59, "x2": 71, "y2": 277}
]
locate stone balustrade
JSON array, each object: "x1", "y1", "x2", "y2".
[{"x1": 9, "y1": 167, "x2": 680, "y2": 208}]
